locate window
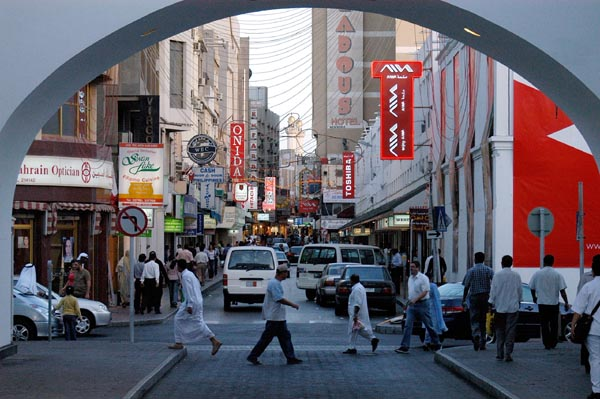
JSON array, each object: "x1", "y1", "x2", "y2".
[
  {"x1": 341, "y1": 249, "x2": 360, "y2": 263},
  {"x1": 169, "y1": 41, "x2": 184, "y2": 109},
  {"x1": 41, "y1": 88, "x2": 90, "y2": 138}
]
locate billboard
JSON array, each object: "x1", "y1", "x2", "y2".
[
  {"x1": 118, "y1": 143, "x2": 163, "y2": 208},
  {"x1": 513, "y1": 77, "x2": 600, "y2": 267},
  {"x1": 229, "y1": 123, "x2": 245, "y2": 180},
  {"x1": 371, "y1": 61, "x2": 423, "y2": 160},
  {"x1": 263, "y1": 176, "x2": 276, "y2": 211},
  {"x1": 342, "y1": 151, "x2": 355, "y2": 199}
]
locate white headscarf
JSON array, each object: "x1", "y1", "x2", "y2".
[{"x1": 15, "y1": 263, "x2": 38, "y2": 294}]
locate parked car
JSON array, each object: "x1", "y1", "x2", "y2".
[
  {"x1": 273, "y1": 243, "x2": 290, "y2": 254},
  {"x1": 274, "y1": 250, "x2": 289, "y2": 269},
  {"x1": 315, "y1": 262, "x2": 358, "y2": 305},
  {"x1": 297, "y1": 244, "x2": 386, "y2": 301},
  {"x1": 13, "y1": 277, "x2": 111, "y2": 336},
  {"x1": 411, "y1": 282, "x2": 573, "y2": 343},
  {"x1": 222, "y1": 246, "x2": 277, "y2": 311},
  {"x1": 334, "y1": 265, "x2": 396, "y2": 316},
  {"x1": 13, "y1": 288, "x2": 63, "y2": 341},
  {"x1": 287, "y1": 246, "x2": 303, "y2": 266}
]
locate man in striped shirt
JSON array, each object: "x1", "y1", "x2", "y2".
[{"x1": 462, "y1": 252, "x2": 494, "y2": 351}]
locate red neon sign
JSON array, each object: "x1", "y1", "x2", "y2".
[
  {"x1": 371, "y1": 61, "x2": 423, "y2": 160},
  {"x1": 229, "y1": 123, "x2": 245, "y2": 180},
  {"x1": 342, "y1": 151, "x2": 355, "y2": 199}
]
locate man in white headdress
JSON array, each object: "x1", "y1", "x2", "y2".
[
  {"x1": 15, "y1": 263, "x2": 39, "y2": 295},
  {"x1": 168, "y1": 259, "x2": 222, "y2": 355}
]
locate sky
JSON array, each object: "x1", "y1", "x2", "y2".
[{"x1": 238, "y1": 9, "x2": 315, "y2": 153}]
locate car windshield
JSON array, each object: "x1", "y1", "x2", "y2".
[
  {"x1": 438, "y1": 283, "x2": 465, "y2": 298},
  {"x1": 228, "y1": 250, "x2": 275, "y2": 270},
  {"x1": 327, "y1": 265, "x2": 345, "y2": 275},
  {"x1": 276, "y1": 252, "x2": 287, "y2": 260},
  {"x1": 343, "y1": 267, "x2": 386, "y2": 280}
]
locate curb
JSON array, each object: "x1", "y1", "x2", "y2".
[
  {"x1": 123, "y1": 347, "x2": 187, "y2": 399},
  {"x1": 434, "y1": 350, "x2": 519, "y2": 399}
]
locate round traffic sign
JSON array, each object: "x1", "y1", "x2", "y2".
[
  {"x1": 527, "y1": 207, "x2": 554, "y2": 238},
  {"x1": 117, "y1": 206, "x2": 148, "y2": 237}
]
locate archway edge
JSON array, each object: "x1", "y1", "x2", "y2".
[{"x1": 1, "y1": 0, "x2": 600, "y2": 349}]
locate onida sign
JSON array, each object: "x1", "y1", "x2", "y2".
[{"x1": 371, "y1": 61, "x2": 423, "y2": 160}]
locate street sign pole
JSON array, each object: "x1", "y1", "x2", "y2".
[
  {"x1": 578, "y1": 182, "x2": 584, "y2": 279},
  {"x1": 129, "y1": 236, "x2": 135, "y2": 343},
  {"x1": 539, "y1": 210, "x2": 545, "y2": 269}
]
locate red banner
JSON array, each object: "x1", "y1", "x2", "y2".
[
  {"x1": 229, "y1": 123, "x2": 245, "y2": 180},
  {"x1": 371, "y1": 61, "x2": 423, "y2": 160},
  {"x1": 342, "y1": 151, "x2": 355, "y2": 199},
  {"x1": 299, "y1": 199, "x2": 319, "y2": 213},
  {"x1": 263, "y1": 176, "x2": 276, "y2": 212}
]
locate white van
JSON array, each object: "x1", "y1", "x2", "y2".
[
  {"x1": 222, "y1": 246, "x2": 277, "y2": 310},
  {"x1": 296, "y1": 244, "x2": 386, "y2": 300}
]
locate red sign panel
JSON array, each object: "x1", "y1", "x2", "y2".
[
  {"x1": 263, "y1": 176, "x2": 276, "y2": 212},
  {"x1": 299, "y1": 199, "x2": 319, "y2": 213},
  {"x1": 342, "y1": 151, "x2": 355, "y2": 199},
  {"x1": 371, "y1": 61, "x2": 423, "y2": 160},
  {"x1": 229, "y1": 123, "x2": 245, "y2": 180}
]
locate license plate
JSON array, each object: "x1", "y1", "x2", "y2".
[
  {"x1": 246, "y1": 281, "x2": 257, "y2": 287},
  {"x1": 364, "y1": 288, "x2": 375, "y2": 293},
  {"x1": 313, "y1": 272, "x2": 322, "y2": 278}
]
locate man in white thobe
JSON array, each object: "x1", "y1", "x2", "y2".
[
  {"x1": 15, "y1": 263, "x2": 39, "y2": 295},
  {"x1": 168, "y1": 259, "x2": 222, "y2": 355},
  {"x1": 343, "y1": 274, "x2": 379, "y2": 354}
]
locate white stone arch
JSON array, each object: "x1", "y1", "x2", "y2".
[{"x1": 2, "y1": 0, "x2": 600, "y2": 349}]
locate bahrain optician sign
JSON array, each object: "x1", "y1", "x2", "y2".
[{"x1": 371, "y1": 61, "x2": 423, "y2": 160}]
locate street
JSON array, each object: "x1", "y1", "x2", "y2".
[{"x1": 89, "y1": 271, "x2": 488, "y2": 398}]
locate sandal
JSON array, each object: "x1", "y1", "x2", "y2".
[
  {"x1": 168, "y1": 343, "x2": 184, "y2": 350},
  {"x1": 211, "y1": 341, "x2": 222, "y2": 356}
]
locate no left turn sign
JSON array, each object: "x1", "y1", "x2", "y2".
[{"x1": 117, "y1": 206, "x2": 148, "y2": 237}]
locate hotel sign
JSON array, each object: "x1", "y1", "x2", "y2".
[{"x1": 371, "y1": 61, "x2": 423, "y2": 160}]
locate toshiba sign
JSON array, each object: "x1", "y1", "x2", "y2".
[
  {"x1": 342, "y1": 151, "x2": 355, "y2": 199},
  {"x1": 371, "y1": 61, "x2": 423, "y2": 160}
]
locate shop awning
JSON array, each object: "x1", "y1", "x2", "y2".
[{"x1": 339, "y1": 185, "x2": 428, "y2": 230}]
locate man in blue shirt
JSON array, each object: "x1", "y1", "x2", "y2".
[
  {"x1": 247, "y1": 264, "x2": 303, "y2": 365},
  {"x1": 462, "y1": 252, "x2": 494, "y2": 351}
]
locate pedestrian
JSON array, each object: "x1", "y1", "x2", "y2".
[
  {"x1": 61, "y1": 259, "x2": 91, "y2": 299},
  {"x1": 150, "y1": 251, "x2": 169, "y2": 312},
  {"x1": 390, "y1": 248, "x2": 402, "y2": 294},
  {"x1": 422, "y1": 269, "x2": 448, "y2": 350},
  {"x1": 571, "y1": 255, "x2": 600, "y2": 399},
  {"x1": 425, "y1": 248, "x2": 447, "y2": 285},
  {"x1": 488, "y1": 255, "x2": 522, "y2": 362},
  {"x1": 578, "y1": 261, "x2": 596, "y2": 375},
  {"x1": 462, "y1": 251, "x2": 494, "y2": 351},
  {"x1": 529, "y1": 254, "x2": 570, "y2": 349},
  {"x1": 168, "y1": 259, "x2": 222, "y2": 355},
  {"x1": 207, "y1": 243, "x2": 217, "y2": 279},
  {"x1": 194, "y1": 244, "x2": 208, "y2": 284},
  {"x1": 133, "y1": 253, "x2": 146, "y2": 314},
  {"x1": 142, "y1": 252, "x2": 161, "y2": 314},
  {"x1": 55, "y1": 285, "x2": 81, "y2": 341},
  {"x1": 395, "y1": 261, "x2": 441, "y2": 354},
  {"x1": 247, "y1": 264, "x2": 303, "y2": 365},
  {"x1": 166, "y1": 256, "x2": 180, "y2": 308},
  {"x1": 116, "y1": 250, "x2": 130, "y2": 308},
  {"x1": 342, "y1": 274, "x2": 379, "y2": 354}
]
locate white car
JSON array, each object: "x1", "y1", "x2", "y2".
[
  {"x1": 222, "y1": 246, "x2": 277, "y2": 311},
  {"x1": 13, "y1": 288, "x2": 63, "y2": 341},
  {"x1": 13, "y1": 277, "x2": 111, "y2": 335}
]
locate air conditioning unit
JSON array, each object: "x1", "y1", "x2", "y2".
[
  {"x1": 193, "y1": 42, "x2": 201, "y2": 52},
  {"x1": 198, "y1": 77, "x2": 207, "y2": 86},
  {"x1": 191, "y1": 97, "x2": 204, "y2": 111},
  {"x1": 217, "y1": 93, "x2": 223, "y2": 101}
]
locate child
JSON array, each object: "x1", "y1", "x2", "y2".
[{"x1": 55, "y1": 286, "x2": 81, "y2": 340}]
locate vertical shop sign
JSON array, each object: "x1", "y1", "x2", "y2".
[
  {"x1": 371, "y1": 61, "x2": 423, "y2": 160},
  {"x1": 135, "y1": 95, "x2": 160, "y2": 143},
  {"x1": 229, "y1": 123, "x2": 245, "y2": 180},
  {"x1": 263, "y1": 177, "x2": 276, "y2": 212},
  {"x1": 342, "y1": 151, "x2": 355, "y2": 199}
]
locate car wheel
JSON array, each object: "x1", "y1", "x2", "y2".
[
  {"x1": 223, "y1": 292, "x2": 231, "y2": 311},
  {"x1": 76, "y1": 311, "x2": 94, "y2": 336},
  {"x1": 13, "y1": 317, "x2": 36, "y2": 341},
  {"x1": 305, "y1": 289, "x2": 316, "y2": 301}
]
